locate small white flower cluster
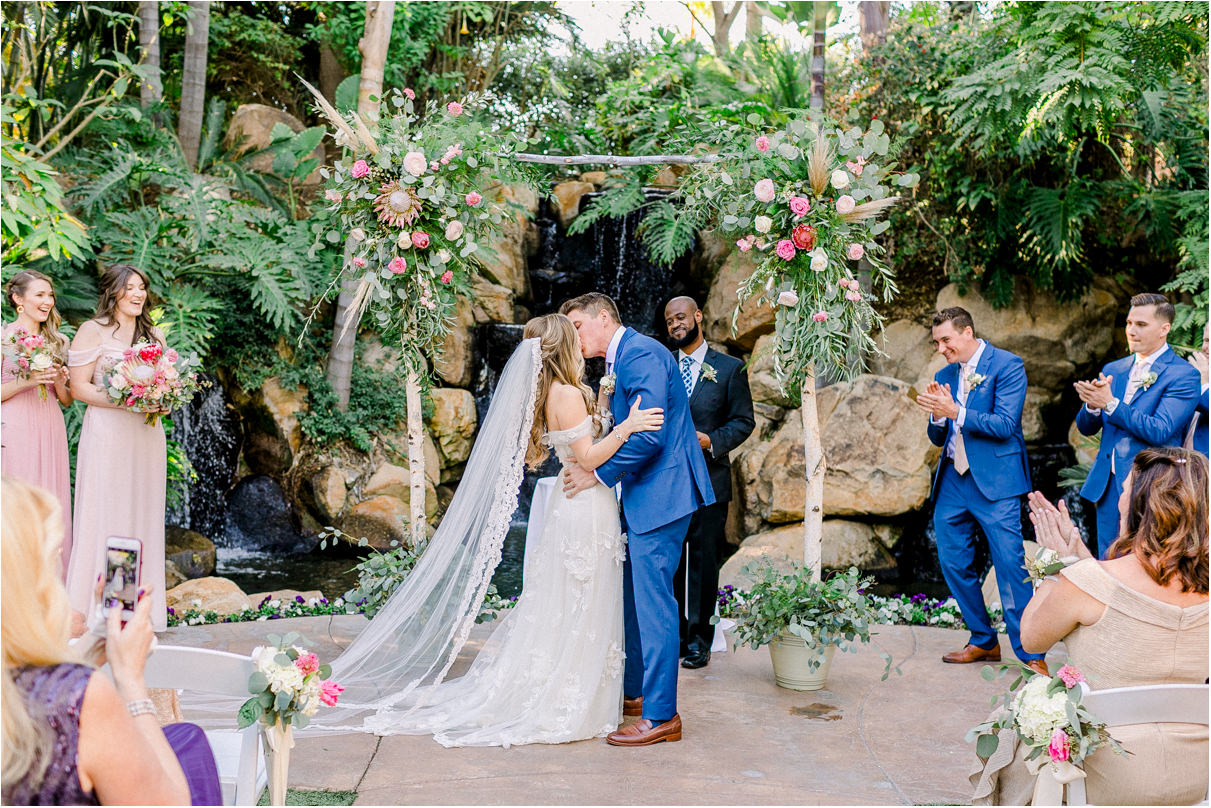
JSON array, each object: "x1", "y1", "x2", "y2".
[{"x1": 1013, "y1": 675, "x2": 1071, "y2": 745}]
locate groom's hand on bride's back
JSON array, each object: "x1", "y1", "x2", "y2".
[{"x1": 562, "y1": 459, "x2": 599, "y2": 498}]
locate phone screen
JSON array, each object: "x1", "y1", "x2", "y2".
[{"x1": 104, "y1": 547, "x2": 139, "y2": 616}]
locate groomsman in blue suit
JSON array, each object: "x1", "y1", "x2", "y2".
[
  {"x1": 916, "y1": 307, "x2": 1047, "y2": 676},
  {"x1": 1185, "y1": 324, "x2": 1208, "y2": 457},
  {"x1": 1076, "y1": 293, "x2": 1201, "y2": 555},
  {"x1": 560, "y1": 293, "x2": 715, "y2": 747}
]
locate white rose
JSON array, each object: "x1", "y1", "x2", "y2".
[
  {"x1": 30, "y1": 353, "x2": 53, "y2": 372},
  {"x1": 445, "y1": 220, "x2": 464, "y2": 241},
  {"x1": 350, "y1": 228, "x2": 366, "y2": 242},
  {"x1": 830, "y1": 169, "x2": 850, "y2": 189},
  {"x1": 397, "y1": 231, "x2": 412, "y2": 249},
  {"x1": 777, "y1": 290, "x2": 799, "y2": 307},
  {"x1": 403, "y1": 151, "x2": 428, "y2": 177},
  {"x1": 754, "y1": 215, "x2": 772, "y2": 234},
  {"x1": 110, "y1": 373, "x2": 129, "y2": 391},
  {"x1": 809, "y1": 247, "x2": 828, "y2": 272}
]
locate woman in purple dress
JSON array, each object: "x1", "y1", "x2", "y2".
[
  {"x1": 65, "y1": 265, "x2": 169, "y2": 631},
  {"x1": 2, "y1": 475, "x2": 220, "y2": 805},
  {"x1": 2, "y1": 270, "x2": 73, "y2": 576}
]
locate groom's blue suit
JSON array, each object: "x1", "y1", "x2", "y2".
[{"x1": 595, "y1": 327, "x2": 714, "y2": 722}]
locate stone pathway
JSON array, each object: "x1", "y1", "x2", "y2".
[{"x1": 167, "y1": 617, "x2": 1056, "y2": 805}]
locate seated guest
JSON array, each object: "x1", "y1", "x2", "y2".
[
  {"x1": 2, "y1": 476, "x2": 220, "y2": 805},
  {"x1": 970, "y1": 448, "x2": 1208, "y2": 805}
]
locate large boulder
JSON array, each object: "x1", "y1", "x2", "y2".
[
  {"x1": 935, "y1": 279, "x2": 1119, "y2": 390},
  {"x1": 869, "y1": 318, "x2": 934, "y2": 385},
  {"x1": 718, "y1": 519, "x2": 900, "y2": 587},
  {"x1": 308, "y1": 465, "x2": 347, "y2": 523},
  {"x1": 225, "y1": 104, "x2": 324, "y2": 184},
  {"x1": 434, "y1": 298, "x2": 475, "y2": 387},
  {"x1": 166, "y1": 577, "x2": 251, "y2": 616},
  {"x1": 361, "y1": 463, "x2": 438, "y2": 519},
  {"x1": 747, "y1": 334, "x2": 796, "y2": 407},
  {"x1": 426, "y1": 388, "x2": 478, "y2": 467},
  {"x1": 164, "y1": 525, "x2": 216, "y2": 579},
  {"x1": 702, "y1": 249, "x2": 775, "y2": 351},
  {"x1": 379, "y1": 427, "x2": 442, "y2": 486},
  {"x1": 470, "y1": 276, "x2": 515, "y2": 324},
  {"x1": 235, "y1": 376, "x2": 307, "y2": 476},
  {"x1": 339, "y1": 494, "x2": 410, "y2": 550},
  {"x1": 480, "y1": 184, "x2": 532, "y2": 299},
  {"x1": 551, "y1": 181, "x2": 595, "y2": 230}
]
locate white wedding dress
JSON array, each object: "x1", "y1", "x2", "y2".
[{"x1": 363, "y1": 415, "x2": 625, "y2": 747}]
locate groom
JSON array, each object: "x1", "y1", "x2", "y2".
[{"x1": 560, "y1": 293, "x2": 714, "y2": 746}]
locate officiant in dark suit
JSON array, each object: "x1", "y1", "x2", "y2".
[{"x1": 664, "y1": 297, "x2": 754, "y2": 669}]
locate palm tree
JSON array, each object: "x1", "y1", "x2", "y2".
[
  {"x1": 137, "y1": 1, "x2": 162, "y2": 109},
  {"x1": 178, "y1": 0, "x2": 209, "y2": 169}
]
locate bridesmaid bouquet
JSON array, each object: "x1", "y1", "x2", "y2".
[
  {"x1": 102, "y1": 341, "x2": 205, "y2": 425},
  {"x1": 5, "y1": 326, "x2": 56, "y2": 400}
]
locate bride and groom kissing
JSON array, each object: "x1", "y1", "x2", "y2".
[{"x1": 311, "y1": 292, "x2": 714, "y2": 749}]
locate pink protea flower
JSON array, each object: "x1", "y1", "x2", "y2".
[
  {"x1": 294, "y1": 652, "x2": 319, "y2": 676},
  {"x1": 1057, "y1": 665, "x2": 1086, "y2": 689},
  {"x1": 319, "y1": 680, "x2": 344, "y2": 707},
  {"x1": 403, "y1": 88, "x2": 416, "y2": 100},
  {"x1": 836, "y1": 195, "x2": 856, "y2": 214},
  {"x1": 440, "y1": 269, "x2": 453, "y2": 284},
  {"x1": 324, "y1": 189, "x2": 342, "y2": 203},
  {"x1": 352, "y1": 256, "x2": 367, "y2": 268},
  {"x1": 789, "y1": 196, "x2": 811, "y2": 218},
  {"x1": 812, "y1": 310, "x2": 829, "y2": 322},
  {"x1": 847, "y1": 243, "x2": 865, "y2": 260},
  {"x1": 388, "y1": 257, "x2": 407, "y2": 274},
  {"x1": 447, "y1": 101, "x2": 463, "y2": 117},
  {"x1": 755, "y1": 136, "x2": 771, "y2": 152},
  {"x1": 1048, "y1": 728, "x2": 1070, "y2": 762},
  {"x1": 350, "y1": 160, "x2": 370, "y2": 179},
  {"x1": 374, "y1": 182, "x2": 424, "y2": 228},
  {"x1": 465, "y1": 191, "x2": 482, "y2": 206},
  {"x1": 775, "y1": 239, "x2": 796, "y2": 260},
  {"x1": 754, "y1": 178, "x2": 776, "y2": 203},
  {"x1": 411, "y1": 231, "x2": 430, "y2": 249}
]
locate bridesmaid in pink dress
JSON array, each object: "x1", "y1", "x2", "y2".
[
  {"x1": 65, "y1": 265, "x2": 169, "y2": 631},
  {"x1": 2, "y1": 270, "x2": 74, "y2": 577}
]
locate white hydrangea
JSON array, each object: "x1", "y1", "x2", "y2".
[
  {"x1": 1014, "y1": 675, "x2": 1069, "y2": 744},
  {"x1": 300, "y1": 679, "x2": 322, "y2": 716}
]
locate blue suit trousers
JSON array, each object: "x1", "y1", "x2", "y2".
[
  {"x1": 622, "y1": 512, "x2": 692, "y2": 722},
  {"x1": 1093, "y1": 481, "x2": 1123, "y2": 558},
  {"x1": 933, "y1": 463, "x2": 1041, "y2": 662}
]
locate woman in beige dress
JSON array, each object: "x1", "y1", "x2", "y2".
[
  {"x1": 972, "y1": 447, "x2": 1208, "y2": 805},
  {"x1": 65, "y1": 265, "x2": 169, "y2": 631}
]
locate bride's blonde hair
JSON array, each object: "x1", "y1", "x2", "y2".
[{"x1": 523, "y1": 314, "x2": 596, "y2": 469}]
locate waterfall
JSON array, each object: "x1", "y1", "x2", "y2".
[{"x1": 166, "y1": 374, "x2": 241, "y2": 538}]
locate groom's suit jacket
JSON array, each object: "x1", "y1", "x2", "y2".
[
  {"x1": 926, "y1": 342, "x2": 1031, "y2": 502},
  {"x1": 1076, "y1": 347, "x2": 1200, "y2": 503},
  {"x1": 596, "y1": 328, "x2": 715, "y2": 535}
]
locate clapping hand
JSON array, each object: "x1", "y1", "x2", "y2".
[
  {"x1": 1026, "y1": 491, "x2": 1091, "y2": 560},
  {"x1": 915, "y1": 380, "x2": 959, "y2": 420},
  {"x1": 1190, "y1": 350, "x2": 1209, "y2": 386},
  {"x1": 1074, "y1": 373, "x2": 1113, "y2": 410}
]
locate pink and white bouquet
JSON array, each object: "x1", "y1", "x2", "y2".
[
  {"x1": 102, "y1": 341, "x2": 204, "y2": 425},
  {"x1": 5, "y1": 326, "x2": 57, "y2": 400},
  {"x1": 237, "y1": 632, "x2": 344, "y2": 731}
]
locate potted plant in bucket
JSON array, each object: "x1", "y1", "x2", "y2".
[{"x1": 726, "y1": 559, "x2": 893, "y2": 691}]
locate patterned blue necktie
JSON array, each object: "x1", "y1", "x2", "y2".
[{"x1": 680, "y1": 355, "x2": 694, "y2": 396}]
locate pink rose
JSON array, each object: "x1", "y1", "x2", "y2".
[
  {"x1": 847, "y1": 243, "x2": 865, "y2": 260},
  {"x1": 775, "y1": 239, "x2": 796, "y2": 260},
  {"x1": 294, "y1": 652, "x2": 319, "y2": 676},
  {"x1": 754, "y1": 178, "x2": 776, "y2": 203},
  {"x1": 165, "y1": 349, "x2": 179, "y2": 363},
  {"x1": 403, "y1": 88, "x2": 416, "y2": 100},
  {"x1": 755, "y1": 136, "x2": 771, "y2": 152},
  {"x1": 812, "y1": 310, "x2": 829, "y2": 322},
  {"x1": 836, "y1": 195, "x2": 856, "y2": 214},
  {"x1": 444, "y1": 220, "x2": 464, "y2": 241},
  {"x1": 845, "y1": 289, "x2": 862, "y2": 302},
  {"x1": 1057, "y1": 665, "x2": 1086, "y2": 689},
  {"x1": 352, "y1": 256, "x2": 367, "y2": 268},
  {"x1": 447, "y1": 101, "x2": 463, "y2": 117},
  {"x1": 403, "y1": 151, "x2": 427, "y2": 177},
  {"x1": 430, "y1": 161, "x2": 440, "y2": 172},
  {"x1": 319, "y1": 679, "x2": 344, "y2": 707},
  {"x1": 411, "y1": 231, "x2": 430, "y2": 249},
  {"x1": 777, "y1": 290, "x2": 799, "y2": 307},
  {"x1": 440, "y1": 269, "x2": 453, "y2": 284},
  {"x1": 388, "y1": 257, "x2": 407, "y2": 274},
  {"x1": 789, "y1": 196, "x2": 811, "y2": 217},
  {"x1": 324, "y1": 189, "x2": 342, "y2": 203},
  {"x1": 465, "y1": 191, "x2": 482, "y2": 206},
  {"x1": 350, "y1": 160, "x2": 370, "y2": 179},
  {"x1": 735, "y1": 235, "x2": 755, "y2": 252},
  {"x1": 1048, "y1": 729, "x2": 1070, "y2": 762}
]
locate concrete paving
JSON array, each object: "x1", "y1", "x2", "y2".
[{"x1": 166, "y1": 616, "x2": 1059, "y2": 805}]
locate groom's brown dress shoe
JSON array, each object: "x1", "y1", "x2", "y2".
[
  {"x1": 607, "y1": 714, "x2": 682, "y2": 746},
  {"x1": 623, "y1": 696, "x2": 643, "y2": 717},
  {"x1": 1024, "y1": 659, "x2": 1049, "y2": 677},
  {"x1": 942, "y1": 643, "x2": 1001, "y2": 664}
]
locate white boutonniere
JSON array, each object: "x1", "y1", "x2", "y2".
[
  {"x1": 600, "y1": 372, "x2": 616, "y2": 396},
  {"x1": 700, "y1": 363, "x2": 718, "y2": 384},
  {"x1": 966, "y1": 372, "x2": 986, "y2": 390},
  {"x1": 1138, "y1": 371, "x2": 1158, "y2": 391}
]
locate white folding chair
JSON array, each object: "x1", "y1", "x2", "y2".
[
  {"x1": 1065, "y1": 683, "x2": 1209, "y2": 806},
  {"x1": 125, "y1": 645, "x2": 266, "y2": 806}
]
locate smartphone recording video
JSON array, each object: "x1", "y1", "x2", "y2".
[{"x1": 103, "y1": 537, "x2": 142, "y2": 621}]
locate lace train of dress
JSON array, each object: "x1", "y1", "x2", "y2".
[{"x1": 362, "y1": 416, "x2": 625, "y2": 747}]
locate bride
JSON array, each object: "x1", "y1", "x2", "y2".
[{"x1": 309, "y1": 313, "x2": 663, "y2": 747}]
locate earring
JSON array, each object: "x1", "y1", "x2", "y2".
[{"x1": 15, "y1": 305, "x2": 23, "y2": 314}]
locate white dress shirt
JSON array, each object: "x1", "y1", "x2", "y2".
[
  {"x1": 677, "y1": 341, "x2": 709, "y2": 396},
  {"x1": 1105, "y1": 343, "x2": 1169, "y2": 414},
  {"x1": 931, "y1": 339, "x2": 986, "y2": 459},
  {"x1": 604, "y1": 325, "x2": 625, "y2": 374}
]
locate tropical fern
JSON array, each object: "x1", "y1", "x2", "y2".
[
  {"x1": 565, "y1": 175, "x2": 647, "y2": 235},
  {"x1": 637, "y1": 198, "x2": 704, "y2": 267}
]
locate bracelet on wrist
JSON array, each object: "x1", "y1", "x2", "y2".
[
  {"x1": 126, "y1": 698, "x2": 156, "y2": 718},
  {"x1": 614, "y1": 429, "x2": 628, "y2": 444}
]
